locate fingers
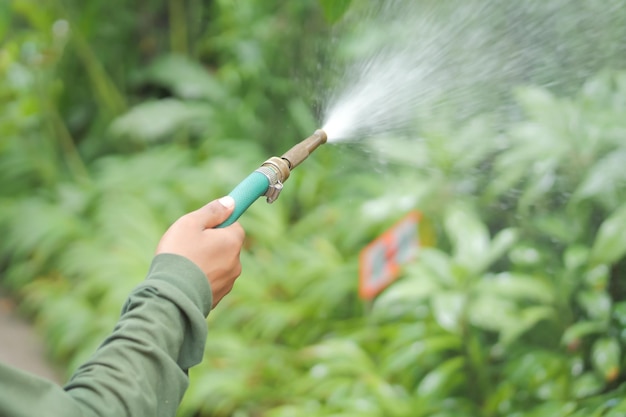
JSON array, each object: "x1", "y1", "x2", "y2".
[
  {"x1": 188, "y1": 196, "x2": 236, "y2": 229},
  {"x1": 155, "y1": 196, "x2": 246, "y2": 308},
  {"x1": 222, "y1": 221, "x2": 245, "y2": 243}
]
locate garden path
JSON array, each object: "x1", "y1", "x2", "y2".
[{"x1": 0, "y1": 291, "x2": 62, "y2": 383}]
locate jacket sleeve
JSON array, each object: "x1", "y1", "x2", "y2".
[{"x1": 0, "y1": 253, "x2": 213, "y2": 417}]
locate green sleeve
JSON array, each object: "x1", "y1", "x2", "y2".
[{"x1": 0, "y1": 253, "x2": 212, "y2": 417}]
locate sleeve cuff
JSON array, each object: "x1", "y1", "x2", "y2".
[{"x1": 144, "y1": 253, "x2": 213, "y2": 317}]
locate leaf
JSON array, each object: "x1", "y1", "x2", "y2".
[
  {"x1": 109, "y1": 99, "x2": 213, "y2": 142},
  {"x1": 416, "y1": 356, "x2": 465, "y2": 397},
  {"x1": 477, "y1": 273, "x2": 555, "y2": 304},
  {"x1": 591, "y1": 338, "x2": 621, "y2": 382},
  {"x1": 432, "y1": 292, "x2": 465, "y2": 334},
  {"x1": 571, "y1": 373, "x2": 604, "y2": 399},
  {"x1": 418, "y1": 248, "x2": 455, "y2": 286},
  {"x1": 444, "y1": 204, "x2": 490, "y2": 274},
  {"x1": 509, "y1": 244, "x2": 542, "y2": 266},
  {"x1": 613, "y1": 302, "x2": 626, "y2": 327},
  {"x1": 603, "y1": 397, "x2": 626, "y2": 416},
  {"x1": 0, "y1": 1, "x2": 11, "y2": 41},
  {"x1": 561, "y1": 321, "x2": 608, "y2": 347},
  {"x1": 468, "y1": 294, "x2": 517, "y2": 332},
  {"x1": 515, "y1": 87, "x2": 558, "y2": 121},
  {"x1": 514, "y1": 87, "x2": 570, "y2": 144},
  {"x1": 470, "y1": 276, "x2": 555, "y2": 342},
  {"x1": 564, "y1": 245, "x2": 590, "y2": 271},
  {"x1": 414, "y1": 335, "x2": 462, "y2": 358},
  {"x1": 140, "y1": 54, "x2": 227, "y2": 101},
  {"x1": 585, "y1": 264, "x2": 610, "y2": 290},
  {"x1": 319, "y1": 0, "x2": 352, "y2": 24},
  {"x1": 574, "y1": 150, "x2": 626, "y2": 206},
  {"x1": 581, "y1": 72, "x2": 614, "y2": 103},
  {"x1": 577, "y1": 290, "x2": 612, "y2": 322},
  {"x1": 517, "y1": 159, "x2": 557, "y2": 210},
  {"x1": 306, "y1": 340, "x2": 374, "y2": 373},
  {"x1": 533, "y1": 213, "x2": 583, "y2": 244},
  {"x1": 484, "y1": 228, "x2": 519, "y2": 267},
  {"x1": 499, "y1": 306, "x2": 556, "y2": 346},
  {"x1": 451, "y1": 116, "x2": 497, "y2": 171},
  {"x1": 590, "y1": 204, "x2": 626, "y2": 265},
  {"x1": 372, "y1": 274, "x2": 440, "y2": 320}
]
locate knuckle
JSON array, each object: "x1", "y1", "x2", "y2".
[
  {"x1": 176, "y1": 212, "x2": 196, "y2": 227},
  {"x1": 229, "y1": 223, "x2": 246, "y2": 243},
  {"x1": 233, "y1": 262, "x2": 242, "y2": 277},
  {"x1": 222, "y1": 228, "x2": 245, "y2": 249}
]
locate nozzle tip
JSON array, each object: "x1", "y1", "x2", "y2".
[{"x1": 314, "y1": 129, "x2": 328, "y2": 144}]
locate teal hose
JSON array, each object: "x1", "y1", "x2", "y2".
[{"x1": 217, "y1": 171, "x2": 270, "y2": 228}]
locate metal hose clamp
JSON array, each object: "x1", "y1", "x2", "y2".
[{"x1": 255, "y1": 165, "x2": 283, "y2": 203}]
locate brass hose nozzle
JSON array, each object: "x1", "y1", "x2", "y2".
[
  {"x1": 256, "y1": 129, "x2": 328, "y2": 203},
  {"x1": 218, "y1": 129, "x2": 328, "y2": 226},
  {"x1": 281, "y1": 129, "x2": 328, "y2": 171}
]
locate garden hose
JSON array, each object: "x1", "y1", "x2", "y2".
[{"x1": 217, "y1": 129, "x2": 327, "y2": 228}]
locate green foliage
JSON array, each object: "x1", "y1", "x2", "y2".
[
  {"x1": 319, "y1": 0, "x2": 353, "y2": 24},
  {"x1": 3, "y1": 1, "x2": 626, "y2": 417}
]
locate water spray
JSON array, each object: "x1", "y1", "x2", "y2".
[{"x1": 217, "y1": 129, "x2": 327, "y2": 228}]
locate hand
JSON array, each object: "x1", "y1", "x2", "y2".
[{"x1": 156, "y1": 196, "x2": 245, "y2": 308}]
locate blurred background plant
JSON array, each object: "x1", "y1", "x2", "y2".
[{"x1": 2, "y1": 0, "x2": 626, "y2": 416}]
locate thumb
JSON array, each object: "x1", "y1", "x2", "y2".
[{"x1": 190, "y1": 196, "x2": 236, "y2": 229}]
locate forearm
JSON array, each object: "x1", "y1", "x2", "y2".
[
  {"x1": 0, "y1": 254, "x2": 212, "y2": 417},
  {"x1": 65, "y1": 253, "x2": 212, "y2": 417}
]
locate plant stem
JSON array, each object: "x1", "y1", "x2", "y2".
[
  {"x1": 53, "y1": 0, "x2": 126, "y2": 117},
  {"x1": 461, "y1": 297, "x2": 491, "y2": 414},
  {"x1": 70, "y1": 31, "x2": 127, "y2": 116},
  {"x1": 35, "y1": 73, "x2": 91, "y2": 185},
  {"x1": 169, "y1": 0, "x2": 188, "y2": 55}
]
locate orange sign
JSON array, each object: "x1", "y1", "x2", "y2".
[{"x1": 359, "y1": 212, "x2": 421, "y2": 300}]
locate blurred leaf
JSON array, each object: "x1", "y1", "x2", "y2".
[
  {"x1": 564, "y1": 245, "x2": 590, "y2": 271},
  {"x1": 562, "y1": 321, "x2": 608, "y2": 347},
  {"x1": 0, "y1": 1, "x2": 11, "y2": 41},
  {"x1": 432, "y1": 291, "x2": 465, "y2": 334},
  {"x1": 613, "y1": 302, "x2": 626, "y2": 327},
  {"x1": 577, "y1": 290, "x2": 612, "y2": 322},
  {"x1": 383, "y1": 333, "x2": 461, "y2": 377},
  {"x1": 372, "y1": 273, "x2": 440, "y2": 321},
  {"x1": 477, "y1": 273, "x2": 555, "y2": 304},
  {"x1": 417, "y1": 248, "x2": 455, "y2": 287},
  {"x1": 305, "y1": 339, "x2": 375, "y2": 373},
  {"x1": 515, "y1": 87, "x2": 559, "y2": 126},
  {"x1": 469, "y1": 294, "x2": 517, "y2": 332},
  {"x1": 533, "y1": 213, "x2": 584, "y2": 244},
  {"x1": 518, "y1": 159, "x2": 557, "y2": 210},
  {"x1": 444, "y1": 204, "x2": 489, "y2": 274},
  {"x1": 469, "y1": 277, "x2": 556, "y2": 344},
  {"x1": 416, "y1": 356, "x2": 465, "y2": 397},
  {"x1": 140, "y1": 54, "x2": 228, "y2": 101},
  {"x1": 571, "y1": 373, "x2": 604, "y2": 399},
  {"x1": 499, "y1": 306, "x2": 556, "y2": 346},
  {"x1": 319, "y1": 0, "x2": 352, "y2": 23},
  {"x1": 584, "y1": 264, "x2": 610, "y2": 290},
  {"x1": 591, "y1": 338, "x2": 621, "y2": 382},
  {"x1": 603, "y1": 398, "x2": 626, "y2": 416},
  {"x1": 509, "y1": 244, "x2": 542, "y2": 267},
  {"x1": 109, "y1": 99, "x2": 213, "y2": 142},
  {"x1": 2, "y1": 196, "x2": 85, "y2": 264},
  {"x1": 575, "y1": 150, "x2": 626, "y2": 206},
  {"x1": 485, "y1": 228, "x2": 519, "y2": 267},
  {"x1": 590, "y1": 204, "x2": 626, "y2": 265}
]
